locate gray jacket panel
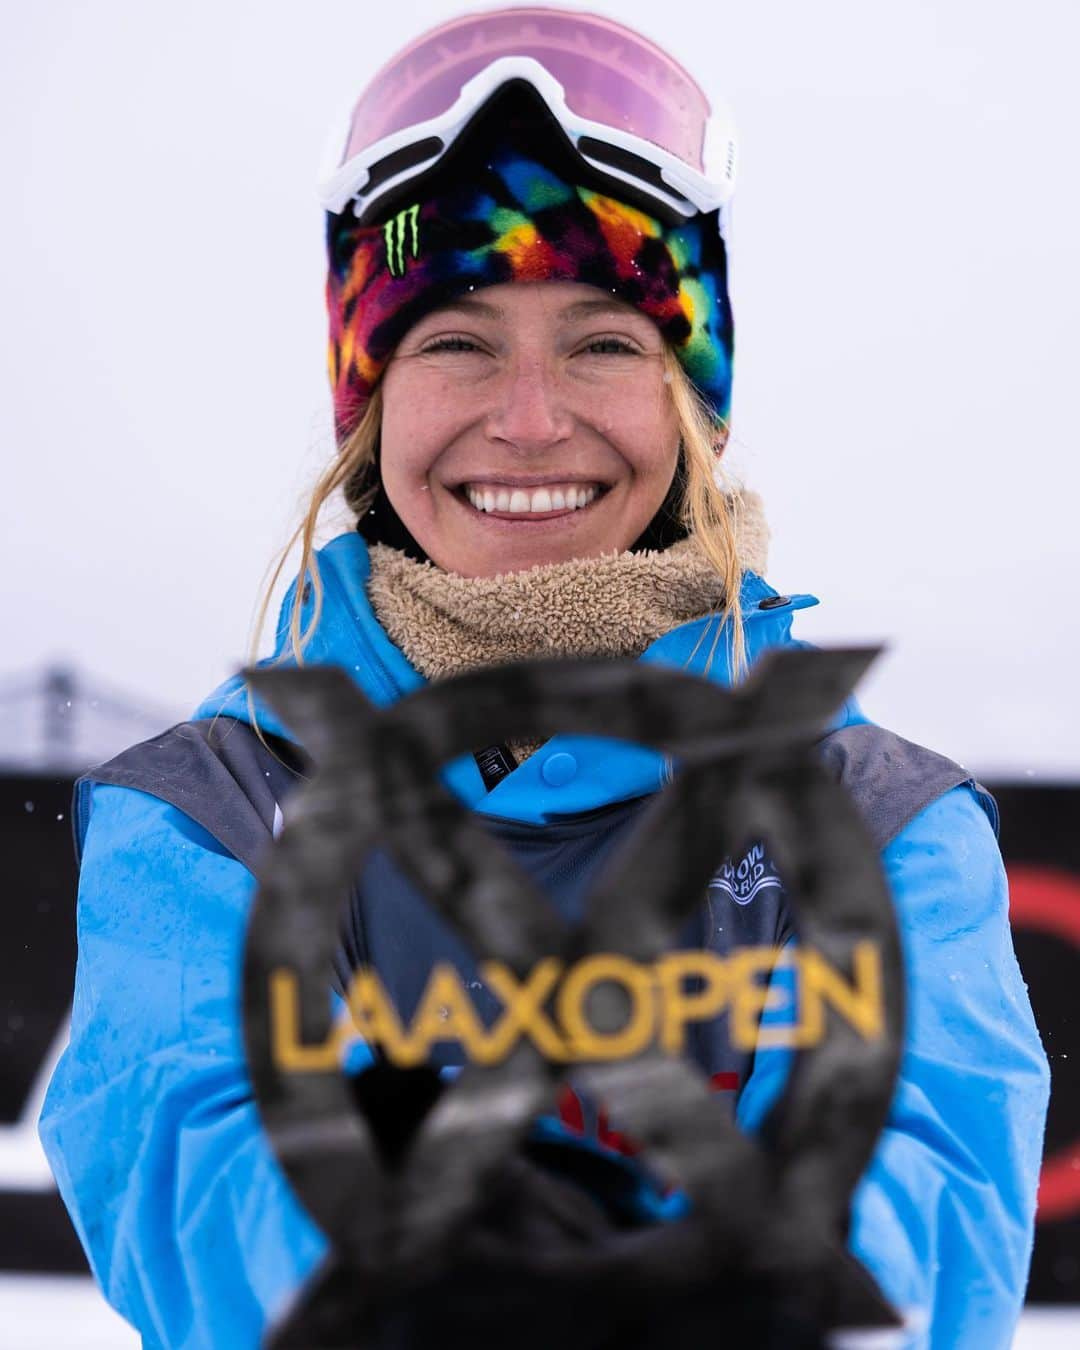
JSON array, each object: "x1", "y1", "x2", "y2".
[
  {"x1": 79, "y1": 717, "x2": 991, "y2": 873},
  {"x1": 75, "y1": 717, "x2": 303, "y2": 873},
  {"x1": 817, "y1": 723, "x2": 995, "y2": 849}
]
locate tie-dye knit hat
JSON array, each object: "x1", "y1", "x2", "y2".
[{"x1": 326, "y1": 94, "x2": 734, "y2": 447}]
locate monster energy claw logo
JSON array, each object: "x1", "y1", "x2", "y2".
[{"x1": 384, "y1": 203, "x2": 421, "y2": 277}]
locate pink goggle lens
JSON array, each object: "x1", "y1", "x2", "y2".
[{"x1": 339, "y1": 6, "x2": 711, "y2": 173}]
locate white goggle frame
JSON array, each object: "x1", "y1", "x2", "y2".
[{"x1": 318, "y1": 56, "x2": 737, "y2": 231}]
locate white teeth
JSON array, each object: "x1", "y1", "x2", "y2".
[{"x1": 464, "y1": 483, "x2": 601, "y2": 514}]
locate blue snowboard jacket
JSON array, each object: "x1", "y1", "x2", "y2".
[{"x1": 39, "y1": 530, "x2": 1050, "y2": 1348}]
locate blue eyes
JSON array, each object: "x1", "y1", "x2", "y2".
[{"x1": 420, "y1": 335, "x2": 638, "y2": 356}]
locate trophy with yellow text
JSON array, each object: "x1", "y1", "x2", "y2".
[{"x1": 241, "y1": 648, "x2": 905, "y2": 1348}]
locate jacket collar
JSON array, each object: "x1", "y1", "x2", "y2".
[{"x1": 193, "y1": 530, "x2": 821, "y2": 823}]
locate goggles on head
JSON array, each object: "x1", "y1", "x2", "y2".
[{"x1": 318, "y1": 6, "x2": 738, "y2": 232}]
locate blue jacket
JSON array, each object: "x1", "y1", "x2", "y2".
[{"x1": 39, "y1": 531, "x2": 1050, "y2": 1348}]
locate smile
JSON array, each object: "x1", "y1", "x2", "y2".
[{"x1": 457, "y1": 481, "x2": 609, "y2": 519}]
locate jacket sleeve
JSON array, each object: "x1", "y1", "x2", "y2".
[
  {"x1": 735, "y1": 782, "x2": 1051, "y2": 1347},
  {"x1": 38, "y1": 782, "x2": 329, "y2": 1350}
]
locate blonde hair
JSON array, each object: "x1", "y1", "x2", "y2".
[{"x1": 245, "y1": 346, "x2": 749, "y2": 739}]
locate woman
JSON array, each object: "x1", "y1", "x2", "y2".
[{"x1": 40, "y1": 8, "x2": 1049, "y2": 1348}]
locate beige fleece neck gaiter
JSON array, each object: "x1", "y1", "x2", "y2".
[{"x1": 365, "y1": 489, "x2": 769, "y2": 764}]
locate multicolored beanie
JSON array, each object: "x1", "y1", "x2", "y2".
[{"x1": 326, "y1": 135, "x2": 734, "y2": 446}]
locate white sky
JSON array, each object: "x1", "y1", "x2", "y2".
[{"x1": 2, "y1": 0, "x2": 1077, "y2": 778}]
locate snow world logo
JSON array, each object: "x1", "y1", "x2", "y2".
[{"x1": 709, "y1": 842, "x2": 784, "y2": 906}]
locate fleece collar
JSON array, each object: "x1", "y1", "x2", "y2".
[
  {"x1": 365, "y1": 491, "x2": 771, "y2": 767},
  {"x1": 193, "y1": 516, "x2": 823, "y2": 824},
  {"x1": 365, "y1": 491, "x2": 771, "y2": 682}
]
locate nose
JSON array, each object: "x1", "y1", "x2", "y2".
[{"x1": 483, "y1": 355, "x2": 573, "y2": 453}]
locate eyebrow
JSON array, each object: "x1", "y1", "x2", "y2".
[{"x1": 426, "y1": 296, "x2": 640, "y2": 322}]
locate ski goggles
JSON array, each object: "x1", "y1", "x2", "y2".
[{"x1": 317, "y1": 6, "x2": 738, "y2": 229}]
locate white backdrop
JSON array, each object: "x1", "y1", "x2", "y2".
[{"x1": 1, "y1": 0, "x2": 1077, "y2": 779}]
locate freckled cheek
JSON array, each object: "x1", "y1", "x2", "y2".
[
  {"x1": 585, "y1": 377, "x2": 674, "y2": 436},
  {"x1": 384, "y1": 375, "x2": 477, "y2": 477},
  {"x1": 382, "y1": 424, "x2": 463, "y2": 522},
  {"x1": 607, "y1": 409, "x2": 680, "y2": 485},
  {"x1": 383, "y1": 447, "x2": 439, "y2": 512}
]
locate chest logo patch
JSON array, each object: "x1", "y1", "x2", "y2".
[{"x1": 709, "y1": 842, "x2": 784, "y2": 906}]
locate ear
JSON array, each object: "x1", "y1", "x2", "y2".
[{"x1": 712, "y1": 422, "x2": 730, "y2": 459}]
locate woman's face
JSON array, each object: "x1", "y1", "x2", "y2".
[{"x1": 378, "y1": 281, "x2": 681, "y2": 576}]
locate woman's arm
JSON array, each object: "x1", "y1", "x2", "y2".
[
  {"x1": 38, "y1": 782, "x2": 328, "y2": 1350},
  {"x1": 736, "y1": 782, "x2": 1051, "y2": 1347}
]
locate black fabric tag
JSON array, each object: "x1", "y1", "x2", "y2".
[{"x1": 474, "y1": 743, "x2": 517, "y2": 792}]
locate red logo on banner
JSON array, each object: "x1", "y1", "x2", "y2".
[{"x1": 1008, "y1": 864, "x2": 1080, "y2": 1224}]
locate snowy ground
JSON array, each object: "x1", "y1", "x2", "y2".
[{"x1": 0, "y1": 1276, "x2": 1076, "y2": 1347}]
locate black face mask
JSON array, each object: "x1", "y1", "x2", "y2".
[{"x1": 354, "y1": 440, "x2": 691, "y2": 564}]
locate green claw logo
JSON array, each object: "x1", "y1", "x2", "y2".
[{"x1": 384, "y1": 204, "x2": 421, "y2": 277}]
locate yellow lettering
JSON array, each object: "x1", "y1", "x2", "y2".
[
  {"x1": 751, "y1": 948, "x2": 808, "y2": 1049},
  {"x1": 270, "y1": 968, "x2": 342, "y2": 1072},
  {"x1": 729, "y1": 947, "x2": 789, "y2": 1051},
  {"x1": 799, "y1": 940, "x2": 884, "y2": 1042},
  {"x1": 655, "y1": 951, "x2": 730, "y2": 1054},
  {"x1": 556, "y1": 954, "x2": 655, "y2": 1060},
  {"x1": 271, "y1": 942, "x2": 886, "y2": 1072},
  {"x1": 345, "y1": 967, "x2": 419, "y2": 1066},
  {"x1": 399, "y1": 963, "x2": 495, "y2": 1066},
  {"x1": 482, "y1": 958, "x2": 566, "y2": 1060}
]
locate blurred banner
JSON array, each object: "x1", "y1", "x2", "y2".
[
  {"x1": 998, "y1": 785, "x2": 1080, "y2": 1304},
  {"x1": 0, "y1": 768, "x2": 83, "y2": 1273},
  {"x1": 0, "y1": 664, "x2": 178, "y2": 1274},
  {"x1": 0, "y1": 666, "x2": 1076, "y2": 1306}
]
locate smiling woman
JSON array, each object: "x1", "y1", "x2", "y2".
[
  {"x1": 261, "y1": 277, "x2": 747, "y2": 684},
  {"x1": 39, "y1": 7, "x2": 1049, "y2": 1349},
  {"x1": 380, "y1": 283, "x2": 682, "y2": 576},
  {"x1": 261, "y1": 83, "x2": 745, "y2": 683}
]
